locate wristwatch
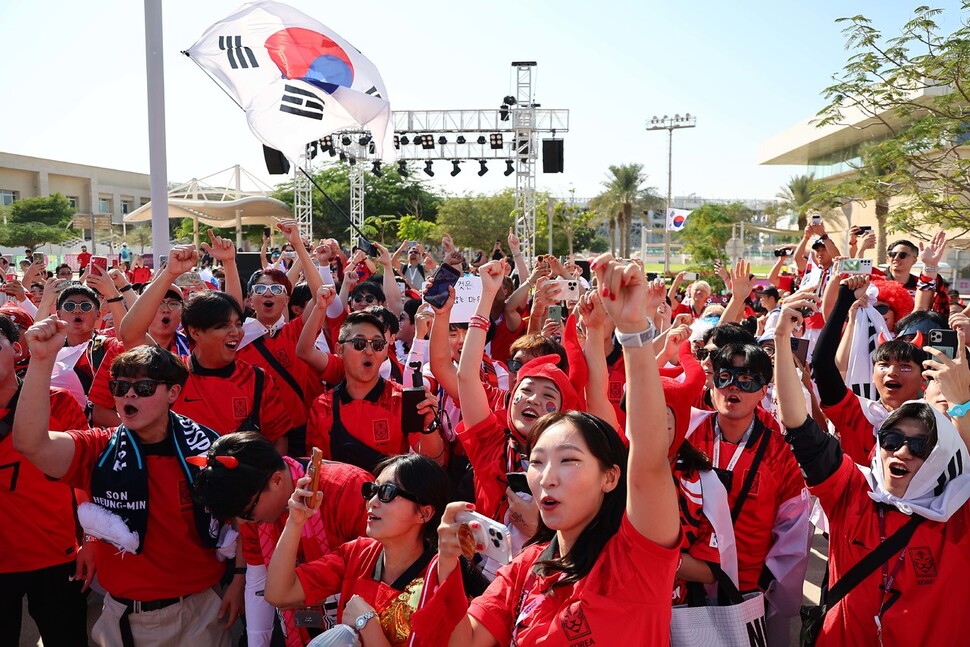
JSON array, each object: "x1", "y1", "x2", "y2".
[
  {"x1": 614, "y1": 322, "x2": 657, "y2": 348},
  {"x1": 354, "y1": 610, "x2": 377, "y2": 634}
]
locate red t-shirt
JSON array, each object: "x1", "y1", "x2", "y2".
[
  {"x1": 240, "y1": 458, "x2": 369, "y2": 566},
  {"x1": 821, "y1": 389, "x2": 885, "y2": 466},
  {"x1": 488, "y1": 310, "x2": 527, "y2": 364},
  {"x1": 77, "y1": 251, "x2": 91, "y2": 269},
  {"x1": 811, "y1": 455, "x2": 970, "y2": 645},
  {"x1": 131, "y1": 266, "x2": 151, "y2": 285},
  {"x1": 469, "y1": 514, "x2": 678, "y2": 646},
  {"x1": 306, "y1": 378, "x2": 409, "y2": 464},
  {"x1": 60, "y1": 427, "x2": 225, "y2": 599},
  {"x1": 0, "y1": 388, "x2": 87, "y2": 573},
  {"x1": 174, "y1": 358, "x2": 292, "y2": 441},
  {"x1": 606, "y1": 354, "x2": 627, "y2": 433},
  {"x1": 690, "y1": 412, "x2": 805, "y2": 591},
  {"x1": 455, "y1": 413, "x2": 515, "y2": 521},
  {"x1": 237, "y1": 317, "x2": 323, "y2": 427},
  {"x1": 672, "y1": 468, "x2": 721, "y2": 604}
]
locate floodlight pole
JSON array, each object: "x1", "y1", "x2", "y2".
[{"x1": 646, "y1": 114, "x2": 696, "y2": 274}]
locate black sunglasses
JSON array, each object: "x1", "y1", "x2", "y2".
[
  {"x1": 339, "y1": 338, "x2": 388, "y2": 352},
  {"x1": 361, "y1": 481, "x2": 421, "y2": 504},
  {"x1": 351, "y1": 294, "x2": 379, "y2": 304},
  {"x1": 61, "y1": 301, "x2": 95, "y2": 312},
  {"x1": 714, "y1": 367, "x2": 765, "y2": 393},
  {"x1": 875, "y1": 304, "x2": 891, "y2": 316},
  {"x1": 507, "y1": 358, "x2": 523, "y2": 373},
  {"x1": 887, "y1": 251, "x2": 911, "y2": 260},
  {"x1": 108, "y1": 379, "x2": 169, "y2": 397},
  {"x1": 695, "y1": 348, "x2": 714, "y2": 361},
  {"x1": 878, "y1": 429, "x2": 933, "y2": 460}
]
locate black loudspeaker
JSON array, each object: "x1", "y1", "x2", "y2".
[
  {"x1": 235, "y1": 252, "x2": 263, "y2": 295},
  {"x1": 263, "y1": 145, "x2": 291, "y2": 175},
  {"x1": 542, "y1": 139, "x2": 564, "y2": 173}
]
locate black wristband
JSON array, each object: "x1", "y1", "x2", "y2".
[
  {"x1": 233, "y1": 567, "x2": 246, "y2": 575},
  {"x1": 106, "y1": 296, "x2": 125, "y2": 303},
  {"x1": 119, "y1": 284, "x2": 133, "y2": 292}
]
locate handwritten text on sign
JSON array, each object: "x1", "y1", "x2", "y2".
[{"x1": 450, "y1": 275, "x2": 483, "y2": 323}]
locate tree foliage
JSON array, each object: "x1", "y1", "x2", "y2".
[
  {"x1": 535, "y1": 202, "x2": 601, "y2": 257},
  {"x1": 396, "y1": 215, "x2": 437, "y2": 244},
  {"x1": 774, "y1": 174, "x2": 823, "y2": 230},
  {"x1": 676, "y1": 203, "x2": 751, "y2": 266},
  {"x1": 434, "y1": 190, "x2": 516, "y2": 252},
  {"x1": 0, "y1": 193, "x2": 76, "y2": 249},
  {"x1": 591, "y1": 164, "x2": 662, "y2": 258},
  {"x1": 815, "y1": 4, "x2": 970, "y2": 234}
]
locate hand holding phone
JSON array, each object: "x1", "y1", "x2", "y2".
[
  {"x1": 506, "y1": 472, "x2": 530, "y2": 495},
  {"x1": 423, "y1": 263, "x2": 462, "y2": 309},
  {"x1": 304, "y1": 448, "x2": 323, "y2": 508},
  {"x1": 928, "y1": 329, "x2": 959, "y2": 359},
  {"x1": 455, "y1": 511, "x2": 513, "y2": 565}
]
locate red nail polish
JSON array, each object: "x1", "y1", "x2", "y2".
[
  {"x1": 610, "y1": 293, "x2": 617, "y2": 301},
  {"x1": 465, "y1": 503, "x2": 474, "y2": 510},
  {"x1": 602, "y1": 287, "x2": 609, "y2": 297}
]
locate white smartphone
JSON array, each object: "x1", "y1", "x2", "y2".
[
  {"x1": 548, "y1": 278, "x2": 584, "y2": 302},
  {"x1": 837, "y1": 258, "x2": 872, "y2": 275},
  {"x1": 455, "y1": 511, "x2": 512, "y2": 565},
  {"x1": 682, "y1": 271, "x2": 698, "y2": 281}
]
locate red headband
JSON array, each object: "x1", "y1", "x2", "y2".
[{"x1": 186, "y1": 454, "x2": 239, "y2": 469}]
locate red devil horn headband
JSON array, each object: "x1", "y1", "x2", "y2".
[{"x1": 186, "y1": 454, "x2": 239, "y2": 469}]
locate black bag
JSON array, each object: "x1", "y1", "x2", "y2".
[{"x1": 799, "y1": 514, "x2": 924, "y2": 646}]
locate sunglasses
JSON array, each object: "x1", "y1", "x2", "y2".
[
  {"x1": 694, "y1": 348, "x2": 714, "y2": 361},
  {"x1": 351, "y1": 294, "x2": 379, "y2": 304},
  {"x1": 887, "y1": 251, "x2": 911, "y2": 260},
  {"x1": 61, "y1": 301, "x2": 95, "y2": 312},
  {"x1": 507, "y1": 358, "x2": 523, "y2": 373},
  {"x1": 714, "y1": 367, "x2": 766, "y2": 393},
  {"x1": 361, "y1": 481, "x2": 421, "y2": 504},
  {"x1": 108, "y1": 379, "x2": 169, "y2": 397},
  {"x1": 875, "y1": 304, "x2": 891, "y2": 316},
  {"x1": 339, "y1": 338, "x2": 388, "y2": 352},
  {"x1": 251, "y1": 283, "x2": 287, "y2": 296},
  {"x1": 877, "y1": 428, "x2": 932, "y2": 460}
]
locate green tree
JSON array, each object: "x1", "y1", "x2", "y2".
[
  {"x1": 676, "y1": 203, "x2": 749, "y2": 268},
  {"x1": 815, "y1": 4, "x2": 970, "y2": 233},
  {"x1": 0, "y1": 193, "x2": 76, "y2": 249},
  {"x1": 126, "y1": 225, "x2": 153, "y2": 255},
  {"x1": 536, "y1": 202, "x2": 598, "y2": 257},
  {"x1": 592, "y1": 164, "x2": 661, "y2": 258},
  {"x1": 775, "y1": 173, "x2": 822, "y2": 230},
  {"x1": 396, "y1": 214, "x2": 437, "y2": 244},
  {"x1": 434, "y1": 190, "x2": 517, "y2": 252}
]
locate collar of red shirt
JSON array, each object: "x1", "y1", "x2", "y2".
[
  {"x1": 337, "y1": 378, "x2": 385, "y2": 405},
  {"x1": 190, "y1": 355, "x2": 235, "y2": 378}
]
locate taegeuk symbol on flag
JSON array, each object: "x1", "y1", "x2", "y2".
[
  {"x1": 186, "y1": 0, "x2": 395, "y2": 163},
  {"x1": 666, "y1": 208, "x2": 693, "y2": 232}
]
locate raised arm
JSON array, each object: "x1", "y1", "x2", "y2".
[
  {"x1": 719, "y1": 259, "x2": 753, "y2": 324},
  {"x1": 201, "y1": 229, "x2": 243, "y2": 308},
  {"x1": 119, "y1": 245, "x2": 198, "y2": 349},
  {"x1": 456, "y1": 260, "x2": 506, "y2": 429},
  {"x1": 12, "y1": 316, "x2": 78, "y2": 478},
  {"x1": 375, "y1": 242, "x2": 402, "y2": 316},
  {"x1": 594, "y1": 257, "x2": 680, "y2": 548},
  {"x1": 578, "y1": 291, "x2": 619, "y2": 430},
  {"x1": 507, "y1": 227, "x2": 528, "y2": 282},
  {"x1": 427, "y1": 289, "x2": 459, "y2": 400},
  {"x1": 294, "y1": 285, "x2": 336, "y2": 375},
  {"x1": 812, "y1": 276, "x2": 868, "y2": 406},
  {"x1": 922, "y1": 328, "x2": 970, "y2": 450},
  {"x1": 916, "y1": 231, "x2": 947, "y2": 313},
  {"x1": 265, "y1": 475, "x2": 321, "y2": 608},
  {"x1": 259, "y1": 234, "x2": 271, "y2": 270}
]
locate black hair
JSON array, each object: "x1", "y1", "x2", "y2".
[
  {"x1": 0, "y1": 314, "x2": 20, "y2": 344},
  {"x1": 372, "y1": 453, "x2": 451, "y2": 549},
  {"x1": 676, "y1": 439, "x2": 713, "y2": 472},
  {"x1": 350, "y1": 281, "x2": 385, "y2": 304},
  {"x1": 57, "y1": 285, "x2": 100, "y2": 310},
  {"x1": 888, "y1": 239, "x2": 919, "y2": 254},
  {"x1": 364, "y1": 305, "x2": 399, "y2": 336},
  {"x1": 181, "y1": 291, "x2": 244, "y2": 344},
  {"x1": 525, "y1": 411, "x2": 627, "y2": 590},
  {"x1": 191, "y1": 432, "x2": 286, "y2": 521},
  {"x1": 881, "y1": 401, "x2": 938, "y2": 450},
  {"x1": 246, "y1": 268, "x2": 292, "y2": 295},
  {"x1": 402, "y1": 298, "x2": 422, "y2": 325},
  {"x1": 111, "y1": 345, "x2": 189, "y2": 386},
  {"x1": 338, "y1": 310, "x2": 386, "y2": 341},
  {"x1": 288, "y1": 282, "x2": 312, "y2": 320},
  {"x1": 55, "y1": 263, "x2": 72, "y2": 275},
  {"x1": 509, "y1": 334, "x2": 568, "y2": 372},
  {"x1": 701, "y1": 322, "x2": 757, "y2": 348},
  {"x1": 895, "y1": 310, "x2": 948, "y2": 335},
  {"x1": 712, "y1": 342, "x2": 773, "y2": 384},
  {"x1": 874, "y1": 339, "x2": 926, "y2": 366}
]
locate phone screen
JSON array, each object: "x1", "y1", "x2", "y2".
[
  {"x1": 423, "y1": 263, "x2": 462, "y2": 309},
  {"x1": 506, "y1": 472, "x2": 530, "y2": 495},
  {"x1": 548, "y1": 305, "x2": 563, "y2": 322}
]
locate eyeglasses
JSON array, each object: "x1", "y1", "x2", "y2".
[
  {"x1": 351, "y1": 294, "x2": 379, "y2": 304},
  {"x1": 694, "y1": 348, "x2": 714, "y2": 362},
  {"x1": 760, "y1": 344, "x2": 776, "y2": 358},
  {"x1": 507, "y1": 358, "x2": 523, "y2": 373},
  {"x1": 251, "y1": 284, "x2": 287, "y2": 296},
  {"x1": 714, "y1": 367, "x2": 766, "y2": 393},
  {"x1": 339, "y1": 338, "x2": 388, "y2": 352},
  {"x1": 60, "y1": 301, "x2": 95, "y2": 313},
  {"x1": 160, "y1": 299, "x2": 183, "y2": 310},
  {"x1": 887, "y1": 251, "x2": 911, "y2": 260},
  {"x1": 877, "y1": 428, "x2": 932, "y2": 460},
  {"x1": 108, "y1": 379, "x2": 169, "y2": 397},
  {"x1": 361, "y1": 481, "x2": 421, "y2": 504}
]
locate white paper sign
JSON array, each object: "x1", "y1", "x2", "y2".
[{"x1": 450, "y1": 275, "x2": 483, "y2": 323}]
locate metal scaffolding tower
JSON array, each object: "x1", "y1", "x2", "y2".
[
  {"x1": 293, "y1": 151, "x2": 313, "y2": 241},
  {"x1": 512, "y1": 62, "x2": 538, "y2": 262}
]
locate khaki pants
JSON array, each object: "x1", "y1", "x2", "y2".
[{"x1": 92, "y1": 587, "x2": 229, "y2": 647}]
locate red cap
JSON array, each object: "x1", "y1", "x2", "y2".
[
  {"x1": 0, "y1": 304, "x2": 34, "y2": 331},
  {"x1": 506, "y1": 354, "x2": 581, "y2": 436}
]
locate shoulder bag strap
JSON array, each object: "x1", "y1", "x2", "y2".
[
  {"x1": 730, "y1": 419, "x2": 771, "y2": 523},
  {"x1": 251, "y1": 366, "x2": 264, "y2": 425},
  {"x1": 251, "y1": 337, "x2": 305, "y2": 403}
]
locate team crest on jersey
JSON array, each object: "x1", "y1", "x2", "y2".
[
  {"x1": 559, "y1": 601, "x2": 591, "y2": 640},
  {"x1": 909, "y1": 546, "x2": 937, "y2": 584},
  {"x1": 233, "y1": 397, "x2": 248, "y2": 419},
  {"x1": 274, "y1": 348, "x2": 290, "y2": 366},
  {"x1": 178, "y1": 479, "x2": 193, "y2": 510},
  {"x1": 373, "y1": 419, "x2": 389, "y2": 443},
  {"x1": 608, "y1": 382, "x2": 623, "y2": 401}
]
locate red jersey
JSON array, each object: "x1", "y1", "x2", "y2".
[
  {"x1": 488, "y1": 310, "x2": 527, "y2": 364},
  {"x1": 131, "y1": 266, "x2": 151, "y2": 285},
  {"x1": 812, "y1": 455, "x2": 970, "y2": 645},
  {"x1": 77, "y1": 251, "x2": 91, "y2": 269},
  {"x1": 60, "y1": 427, "x2": 225, "y2": 599},
  {"x1": 607, "y1": 353, "x2": 627, "y2": 432},
  {"x1": 672, "y1": 467, "x2": 721, "y2": 604},
  {"x1": 821, "y1": 390, "x2": 884, "y2": 466},
  {"x1": 174, "y1": 358, "x2": 292, "y2": 441},
  {"x1": 0, "y1": 387, "x2": 87, "y2": 573},
  {"x1": 469, "y1": 515, "x2": 678, "y2": 646},
  {"x1": 690, "y1": 412, "x2": 804, "y2": 591},
  {"x1": 236, "y1": 317, "x2": 323, "y2": 427},
  {"x1": 455, "y1": 413, "x2": 515, "y2": 521}
]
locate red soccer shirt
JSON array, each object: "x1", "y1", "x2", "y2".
[
  {"x1": 690, "y1": 411, "x2": 805, "y2": 592},
  {"x1": 77, "y1": 251, "x2": 91, "y2": 269},
  {"x1": 0, "y1": 387, "x2": 87, "y2": 573},
  {"x1": 236, "y1": 317, "x2": 323, "y2": 427},
  {"x1": 488, "y1": 310, "x2": 527, "y2": 364},
  {"x1": 607, "y1": 354, "x2": 627, "y2": 432},
  {"x1": 811, "y1": 455, "x2": 970, "y2": 646},
  {"x1": 174, "y1": 358, "x2": 292, "y2": 441},
  {"x1": 455, "y1": 413, "x2": 513, "y2": 522},
  {"x1": 821, "y1": 389, "x2": 884, "y2": 466},
  {"x1": 672, "y1": 467, "x2": 721, "y2": 604},
  {"x1": 60, "y1": 427, "x2": 225, "y2": 599},
  {"x1": 469, "y1": 515, "x2": 679, "y2": 646}
]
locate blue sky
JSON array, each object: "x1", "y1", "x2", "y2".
[{"x1": 1, "y1": 1, "x2": 964, "y2": 203}]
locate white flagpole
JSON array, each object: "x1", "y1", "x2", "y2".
[{"x1": 144, "y1": 0, "x2": 171, "y2": 265}]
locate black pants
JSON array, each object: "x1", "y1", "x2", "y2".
[{"x1": 0, "y1": 560, "x2": 87, "y2": 646}]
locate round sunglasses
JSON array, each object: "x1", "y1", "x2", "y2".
[
  {"x1": 251, "y1": 283, "x2": 287, "y2": 296},
  {"x1": 361, "y1": 481, "x2": 421, "y2": 504},
  {"x1": 877, "y1": 429, "x2": 932, "y2": 460},
  {"x1": 61, "y1": 301, "x2": 95, "y2": 312},
  {"x1": 339, "y1": 338, "x2": 387, "y2": 352},
  {"x1": 108, "y1": 379, "x2": 170, "y2": 398},
  {"x1": 351, "y1": 294, "x2": 379, "y2": 304}
]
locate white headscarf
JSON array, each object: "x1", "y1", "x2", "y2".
[
  {"x1": 846, "y1": 282, "x2": 892, "y2": 402},
  {"x1": 861, "y1": 400, "x2": 970, "y2": 522}
]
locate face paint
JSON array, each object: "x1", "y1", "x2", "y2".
[
  {"x1": 512, "y1": 394, "x2": 524, "y2": 405},
  {"x1": 545, "y1": 401, "x2": 557, "y2": 413}
]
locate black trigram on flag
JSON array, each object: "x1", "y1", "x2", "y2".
[
  {"x1": 280, "y1": 85, "x2": 324, "y2": 120},
  {"x1": 218, "y1": 36, "x2": 258, "y2": 69},
  {"x1": 364, "y1": 86, "x2": 383, "y2": 100}
]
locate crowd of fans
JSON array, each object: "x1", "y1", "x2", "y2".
[{"x1": 2, "y1": 216, "x2": 969, "y2": 646}]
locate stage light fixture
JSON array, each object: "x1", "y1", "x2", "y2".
[
  {"x1": 504, "y1": 95, "x2": 517, "y2": 106},
  {"x1": 478, "y1": 160, "x2": 488, "y2": 176},
  {"x1": 359, "y1": 134, "x2": 371, "y2": 146},
  {"x1": 341, "y1": 135, "x2": 352, "y2": 146},
  {"x1": 348, "y1": 155, "x2": 357, "y2": 166},
  {"x1": 338, "y1": 151, "x2": 347, "y2": 163},
  {"x1": 393, "y1": 135, "x2": 400, "y2": 149},
  {"x1": 398, "y1": 160, "x2": 409, "y2": 177},
  {"x1": 490, "y1": 133, "x2": 504, "y2": 150},
  {"x1": 476, "y1": 135, "x2": 487, "y2": 145},
  {"x1": 456, "y1": 135, "x2": 466, "y2": 144},
  {"x1": 450, "y1": 160, "x2": 461, "y2": 177},
  {"x1": 438, "y1": 136, "x2": 447, "y2": 146},
  {"x1": 499, "y1": 104, "x2": 509, "y2": 121},
  {"x1": 504, "y1": 160, "x2": 514, "y2": 176},
  {"x1": 307, "y1": 140, "x2": 318, "y2": 159},
  {"x1": 400, "y1": 135, "x2": 410, "y2": 146},
  {"x1": 424, "y1": 160, "x2": 434, "y2": 177},
  {"x1": 420, "y1": 135, "x2": 435, "y2": 150},
  {"x1": 372, "y1": 161, "x2": 383, "y2": 177}
]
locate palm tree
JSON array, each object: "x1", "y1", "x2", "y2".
[
  {"x1": 775, "y1": 173, "x2": 820, "y2": 230},
  {"x1": 594, "y1": 164, "x2": 658, "y2": 258},
  {"x1": 853, "y1": 144, "x2": 900, "y2": 265},
  {"x1": 127, "y1": 225, "x2": 153, "y2": 255}
]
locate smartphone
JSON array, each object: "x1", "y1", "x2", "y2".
[
  {"x1": 358, "y1": 238, "x2": 378, "y2": 257},
  {"x1": 928, "y1": 328, "x2": 958, "y2": 359},
  {"x1": 682, "y1": 271, "x2": 699, "y2": 281},
  {"x1": 837, "y1": 258, "x2": 873, "y2": 275},
  {"x1": 455, "y1": 510, "x2": 513, "y2": 565},
  {"x1": 857, "y1": 225, "x2": 872, "y2": 235},
  {"x1": 773, "y1": 248, "x2": 792, "y2": 257},
  {"x1": 423, "y1": 263, "x2": 462, "y2": 309},
  {"x1": 811, "y1": 213, "x2": 823, "y2": 225},
  {"x1": 395, "y1": 277, "x2": 407, "y2": 294},
  {"x1": 263, "y1": 227, "x2": 271, "y2": 238},
  {"x1": 283, "y1": 251, "x2": 296, "y2": 259},
  {"x1": 92, "y1": 256, "x2": 108, "y2": 272},
  {"x1": 790, "y1": 337, "x2": 810, "y2": 365},
  {"x1": 305, "y1": 447, "x2": 323, "y2": 508},
  {"x1": 548, "y1": 278, "x2": 583, "y2": 302},
  {"x1": 547, "y1": 305, "x2": 563, "y2": 323},
  {"x1": 506, "y1": 472, "x2": 530, "y2": 495},
  {"x1": 401, "y1": 387, "x2": 426, "y2": 435}
]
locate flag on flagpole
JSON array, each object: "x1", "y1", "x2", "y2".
[
  {"x1": 666, "y1": 208, "x2": 693, "y2": 231},
  {"x1": 187, "y1": 1, "x2": 395, "y2": 164}
]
